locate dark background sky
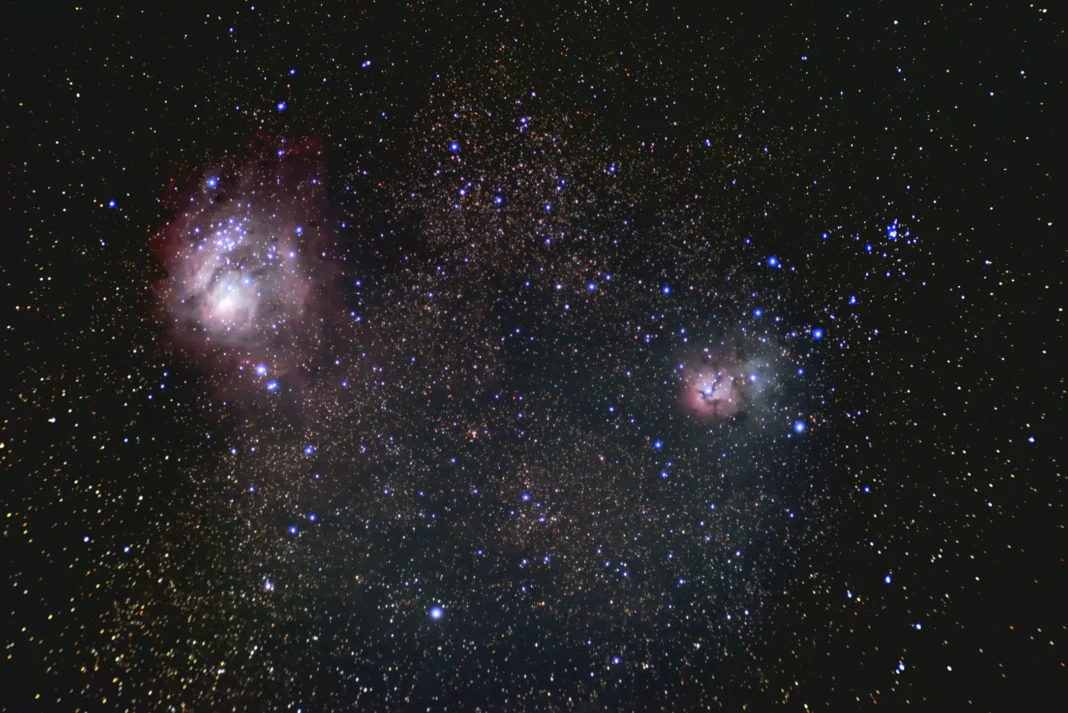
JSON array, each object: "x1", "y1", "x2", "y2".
[{"x1": 3, "y1": 2, "x2": 1063, "y2": 711}]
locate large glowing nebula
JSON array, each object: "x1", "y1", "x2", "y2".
[{"x1": 151, "y1": 142, "x2": 337, "y2": 381}]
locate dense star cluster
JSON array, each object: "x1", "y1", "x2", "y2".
[{"x1": 3, "y1": 4, "x2": 1062, "y2": 712}]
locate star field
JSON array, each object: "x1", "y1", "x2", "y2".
[{"x1": 3, "y1": 3, "x2": 1063, "y2": 711}]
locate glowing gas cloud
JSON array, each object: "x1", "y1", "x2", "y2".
[
  {"x1": 151, "y1": 142, "x2": 338, "y2": 382},
  {"x1": 679, "y1": 346, "x2": 778, "y2": 422}
]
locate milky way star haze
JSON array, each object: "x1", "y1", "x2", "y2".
[
  {"x1": 6, "y1": 5, "x2": 1059, "y2": 712},
  {"x1": 151, "y1": 143, "x2": 339, "y2": 385}
]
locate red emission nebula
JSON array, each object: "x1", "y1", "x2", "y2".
[
  {"x1": 679, "y1": 349, "x2": 771, "y2": 421},
  {"x1": 150, "y1": 140, "x2": 340, "y2": 388}
]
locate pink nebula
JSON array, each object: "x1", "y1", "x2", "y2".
[{"x1": 679, "y1": 351, "x2": 761, "y2": 421}]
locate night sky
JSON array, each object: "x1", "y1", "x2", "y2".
[{"x1": 3, "y1": 3, "x2": 1063, "y2": 711}]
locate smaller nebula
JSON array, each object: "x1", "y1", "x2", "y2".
[{"x1": 680, "y1": 348, "x2": 772, "y2": 421}]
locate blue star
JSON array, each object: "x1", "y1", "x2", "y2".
[
  {"x1": 448, "y1": 141, "x2": 460, "y2": 153},
  {"x1": 661, "y1": 285, "x2": 672, "y2": 295},
  {"x1": 793, "y1": 421, "x2": 806, "y2": 434},
  {"x1": 653, "y1": 440, "x2": 663, "y2": 450},
  {"x1": 429, "y1": 606, "x2": 444, "y2": 620},
  {"x1": 108, "y1": 199, "x2": 117, "y2": 209},
  {"x1": 265, "y1": 380, "x2": 279, "y2": 392},
  {"x1": 206, "y1": 178, "x2": 218, "y2": 189},
  {"x1": 767, "y1": 255, "x2": 779, "y2": 267},
  {"x1": 753, "y1": 307, "x2": 763, "y2": 318},
  {"x1": 277, "y1": 101, "x2": 287, "y2": 112},
  {"x1": 812, "y1": 328, "x2": 824, "y2": 340}
]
